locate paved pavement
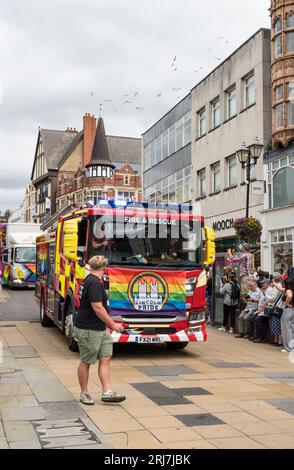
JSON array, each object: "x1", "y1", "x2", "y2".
[
  {"x1": 0, "y1": 287, "x2": 39, "y2": 322},
  {"x1": 0, "y1": 314, "x2": 294, "y2": 449}
]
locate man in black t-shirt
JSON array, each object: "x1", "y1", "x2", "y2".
[{"x1": 74, "y1": 255, "x2": 125, "y2": 405}]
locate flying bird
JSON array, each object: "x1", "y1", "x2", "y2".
[
  {"x1": 134, "y1": 92, "x2": 139, "y2": 96},
  {"x1": 207, "y1": 46, "x2": 213, "y2": 52},
  {"x1": 123, "y1": 100, "x2": 132, "y2": 104},
  {"x1": 90, "y1": 92, "x2": 94, "y2": 96},
  {"x1": 173, "y1": 56, "x2": 177, "y2": 62},
  {"x1": 136, "y1": 107, "x2": 144, "y2": 111},
  {"x1": 104, "y1": 99, "x2": 112, "y2": 102},
  {"x1": 214, "y1": 56, "x2": 222, "y2": 61},
  {"x1": 156, "y1": 93, "x2": 162, "y2": 98}
]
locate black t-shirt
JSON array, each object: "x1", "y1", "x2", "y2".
[{"x1": 74, "y1": 274, "x2": 108, "y2": 331}]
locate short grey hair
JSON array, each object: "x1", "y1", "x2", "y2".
[{"x1": 88, "y1": 256, "x2": 108, "y2": 270}]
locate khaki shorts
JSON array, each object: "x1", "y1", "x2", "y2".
[{"x1": 75, "y1": 328, "x2": 113, "y2": 364}]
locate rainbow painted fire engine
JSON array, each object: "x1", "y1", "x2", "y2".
[{"x1": 35, "y1": 200, "x2": 215, "y2": 351}]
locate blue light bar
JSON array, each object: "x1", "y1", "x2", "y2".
[{"x1": 98, "y1": 199, "x2": 110, "y2": 205}]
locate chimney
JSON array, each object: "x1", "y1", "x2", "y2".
[{"x1": 83, "y1": 113, "x2": 97, "y2": 167}]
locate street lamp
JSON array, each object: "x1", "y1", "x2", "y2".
[{"x1": 236, "y1": 137, "x2": 263, "y2": 218}]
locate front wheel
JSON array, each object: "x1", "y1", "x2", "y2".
[
  {"x1": 166, "y1": 342, "x2": 189, "y2": 351},
  {"x1": 64, "y1": 300, "x2": 79, "y2": 352}
]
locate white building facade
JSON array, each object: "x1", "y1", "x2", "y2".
[{"x1": 191, "y1": 29, "x2": 272, "y2": 252}]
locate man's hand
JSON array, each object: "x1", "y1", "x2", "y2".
[{"x1": 112, "y1": 323, "x2": 125, "y2": 333}]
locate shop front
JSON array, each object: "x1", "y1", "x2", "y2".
[{"x1": 261, "y1": 205, "x2": 294, "y2": 275}]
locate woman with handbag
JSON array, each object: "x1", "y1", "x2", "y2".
[
  {"x1": 266, "y1": 273, "x2": 284, "y2": 347},
  {"x1": 280, "y1": 279, "x2": 294, "y2": 353}
]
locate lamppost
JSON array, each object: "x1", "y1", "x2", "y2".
[{"x1": 236, "y1": 137, "x2": 264, "y2": 218}]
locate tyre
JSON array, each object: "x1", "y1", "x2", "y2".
[
  {"x1": 64, "y1": 299, "x2": 79, "y2": 352},
  {"x1": 40, "y1": 293, "x2": 54, "y2": 327},
  {"x1": 166, "y1": 342, "x2": 189, "y2": 351}
]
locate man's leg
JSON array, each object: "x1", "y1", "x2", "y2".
[
  {"x1": 244, "y1": 310, "x2": 255, "y2": 336},
  {"x1": 78, "y1": 362, "x2": 90, "y2": 393},
  {"x1": 249, "y1": 313, "x2": 258, "y2": 339},
  {"x1": 98, "y1": 356, "x2": 112, "y2": 393},
  {"x1": 236, "y1": 309, "x2": 248, "y2": 337},
  {"x1": 254, "y1": 315, "x2": 266, "y2": 342}
]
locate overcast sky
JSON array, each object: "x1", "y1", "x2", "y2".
[{"x1": 0, "y1": 0, "x2": 270, "y2": 213}]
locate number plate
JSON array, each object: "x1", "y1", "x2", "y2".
[{"x1": 135, "y1": 336, "x2": 163, "y2": 344}]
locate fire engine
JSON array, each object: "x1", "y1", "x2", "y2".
[{"x1": 35, "y1": 200, "x2": 215, "y2": 351}]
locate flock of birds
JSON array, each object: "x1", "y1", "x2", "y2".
[{"x1": 90, "y1": 36, "x2": 230, "y2": 117}]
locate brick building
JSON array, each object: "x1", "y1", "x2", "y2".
[{"x1": 56, "y1": 115, "x2": 142, "y2": 209}]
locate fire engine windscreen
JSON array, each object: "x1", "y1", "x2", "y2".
[{"x1": 89, "y1": 213, "x2": 202, "y2": 266}]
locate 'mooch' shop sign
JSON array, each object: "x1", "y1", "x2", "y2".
[{"x1": 212, "y1": 219, "x2": 234, "y2": 232}]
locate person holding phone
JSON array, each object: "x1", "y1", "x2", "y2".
[{"x1": 235, "y1": 279, "x2": 261, "y2": 338}]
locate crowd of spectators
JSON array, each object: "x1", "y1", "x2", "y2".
[{"x1": 216, "y1": 245, "x2": 294, "y2": 353}]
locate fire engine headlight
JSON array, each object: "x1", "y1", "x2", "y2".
[
  {"x1": 186, "y1": 277, "x2": 197, "y2": 297},
  {"x1": 189, "y1": 311, "x2": 206, "y2": 325}
]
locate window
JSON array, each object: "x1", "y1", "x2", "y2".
[
  {"x1": 274, "y1": 34, "x2": 283, "y2": 57},
  {"x1": 198, "y1": 108, "x2": 206, "y2": 137},
  {"x1": 168, "y1": 124, "x2": 176, "y2": 155},
  {"x1": 211, "y1": 98, "x2": 220, "y2": 129},
  {"x1": 244, "y1": 72, "x2": 255, "y2": 108},
  {"x1": 175, "y1": 120, "x2": 184, "y2": 151},
  {"x1": 198, "y1": 168, "x2": 206, "y2": 197},
  {"x1": 211, "y1": 162, "x2": 221, "y2": 193},
  {"x1": 183, "y1": 113, "x2": 191, "y2": 146},
  {"x1": 287, "y1": 13, "x2": 294, "y2": 29},
  {"x1": 144, "y1": 145, "x2": 150, "y2": 171},
  {"x1": 273, "y1": 167, "x2": 294, "y2": 208},
  {"x1": 275, "y1": 85, "x2": 283, "y2": 102},
  {"x1": 88, "y1": 190, "x2": 103, "y2": 205},
  {"x1": 288, "y1": 83, "x2": 294, "y2": 125},
  {"x1": 155, "y1": 136, "x2": 161, "y2": 164},
  {"x1": 276, "y1": 103, "x2": 284, "y2": 128},
  {"x1": 286, "y1": 31, "x2": 294, "y2": 52},
  {"x1": 227, "y1": 156, "x2": 237, "y2": 187},
  {"x1": 124, "y1": 175, "x2": 129, "y2": 185},
  {"x1": 162, "y1": 130, "x2": 168, "y2": 159},
  {"x1": 149, "y1": 141, "x2": 155, "y2": 167},
  {"x1": 275, "y1": 17, "x2": 282, "y2": 34},
  {"x1": 227, "y1": 86, "x2": 236, "y2": 119},
  {"x1": 144, "y1": 166, "x2": 191, "y2": 204}
]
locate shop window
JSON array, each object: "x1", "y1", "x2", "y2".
[
  {"x1": 272, "y1": 243, "x2": 293, "y2": 273},
  {"x1": 273, "y1": 167, "x2": 294, "y2": 208}
]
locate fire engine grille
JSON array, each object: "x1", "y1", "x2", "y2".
[{"x1": 132, "y1": 327, "x2": 177, "y2": 335}]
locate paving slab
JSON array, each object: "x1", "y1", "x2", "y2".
[
  {"x1": 266, "y1": 398, "x2": 294, "y2": 416},
  {"x1": 0, "y1": 438, "x2": 9, "y2": 449},
  {"x1": 170, "y1": 387, "x2": 212, "y2": 396},
  {"x1": 4, "y1": 421, "x2": 38, "y2": 442},
  {"x1": 41, "y1": 401, "x2": 87, "y2": 420},
  {"x1": 175, "y1": 413, "x2": 225, "y2": 427},
  {"x1": 1, "y1": 406, "x2": 46, "y2": 422},
  {"x1": 212, "y1": 362, "x2": 262, "y2": 369},
  {"x1": 136, "y1": 365, "x2": 197, "y2": 377},
  {"x1": 10, "y1": 346, "x2": 39, "y2": 358}
]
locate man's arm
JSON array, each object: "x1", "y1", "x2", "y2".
[{"x1": 91, "y1": 302, "x2": 124, "y2": 333}]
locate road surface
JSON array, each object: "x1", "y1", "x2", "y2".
[{"x1": 0, "y1": 287, "x2": 39, "y2": 322}]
